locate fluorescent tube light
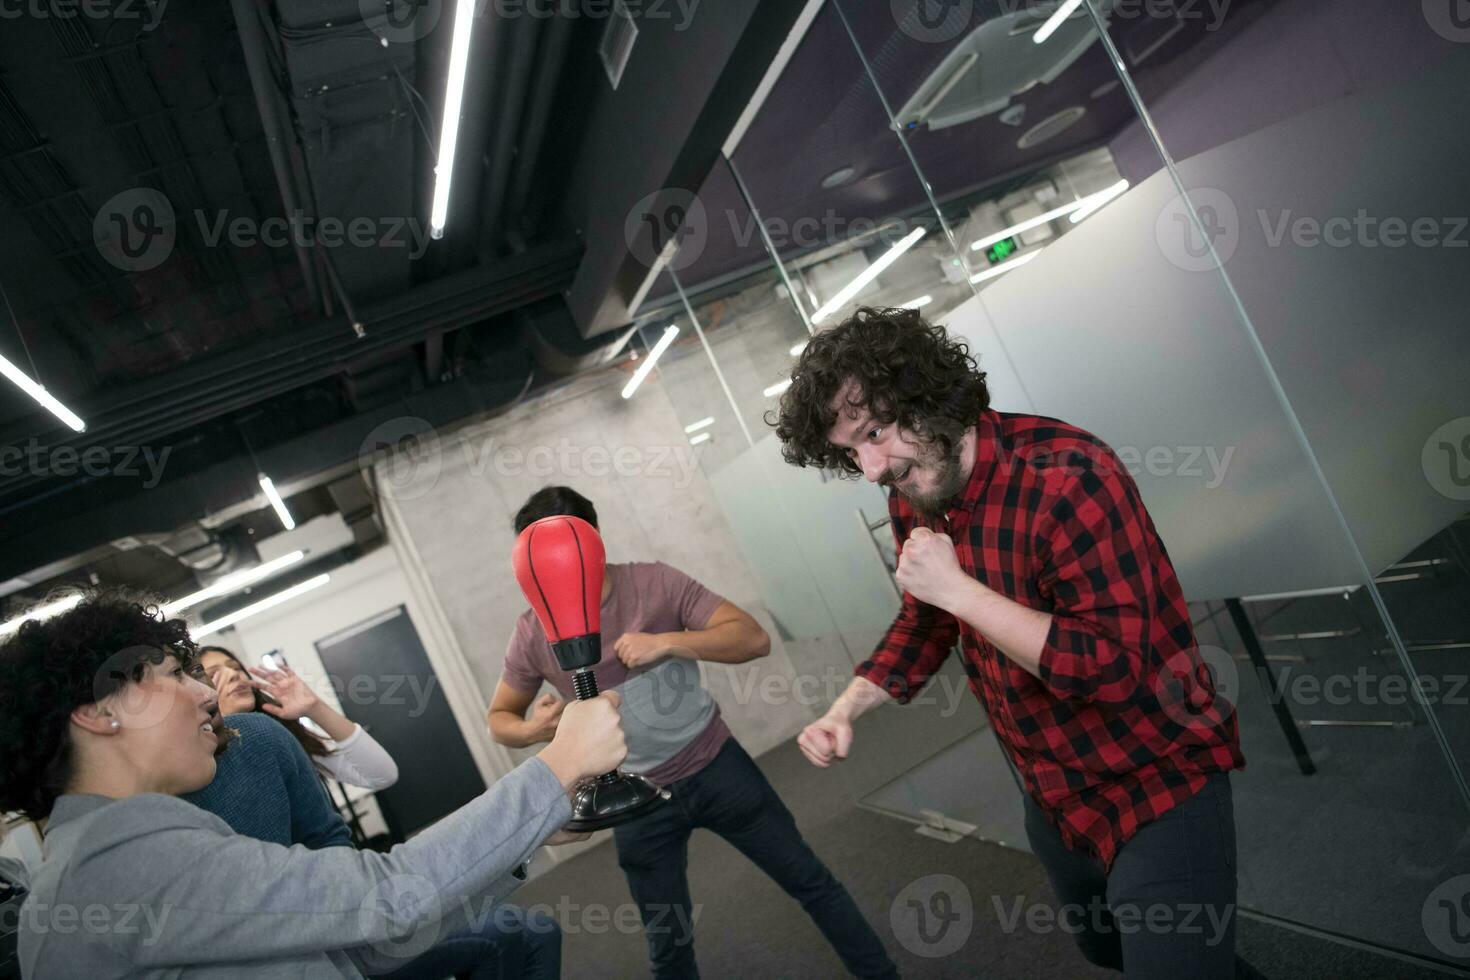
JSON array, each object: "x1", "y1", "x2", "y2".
[
  {"x1": 683, "y1": 417, "x2": 714, "y2": 434},
  {"x1": 971, "y1": 200, "x2": 1088, "y2": 251},
  {"x1": 429, "y1": 0, "x2": 479, "y2": 239},
  {"x1": 163, "y1": 551, "x2": 306, "y2": 616},
  {"x1": 810, "y1": 226, "x2": 928, "y2": 324},
  {"x1": 763, "y1": 379, "x2": 793, "y2": 398},
  {"x1": 258, "y1": 475, "x2": 295, "y2": 531},
  {"x1": 0, "y1": 352, "x2": 85, "y2": 432},
  {"x1": 621, "y1": 325, "x2": 679, "y2": 399},
  {"x1": 969, "y1": 249, "x2": 1042, "y2": 284},
  {"x1": 1069, "y1": 179, "x2": 1130, "y2": 223},
  {"x1": 0, "y1": 594, "x2": 83, "y2": 636},
  {"x1": 192, "y1": 574, "x2": 331, "y2": 640},
  {"x1": 1034, "y1": 0, "x2": 1085, "y2": 44},
  {"x1": 898, "y1": 294, "x2": 934, "y2": 309},
  {"x1": 689, "y1": 432, "x2": 711, "y2": 446},
  {"x1": 971, "y1": 180, "x2": 1130, "y2": 252}
]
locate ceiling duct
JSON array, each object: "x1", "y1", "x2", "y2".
[
  {"x1": 146, "y1": 525, "x2": 261, "y2": 583},
  {"x1": 893, "y1": 0, "x2": 1114, "y2": 131}
]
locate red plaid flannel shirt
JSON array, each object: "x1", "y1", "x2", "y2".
[{"x1": 858, "y1": 410, "x2": 1243, "y2": 869}]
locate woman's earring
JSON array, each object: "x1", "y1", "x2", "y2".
[{"x1": 109, "y1": 719, "x2": 121, "y2": 730}]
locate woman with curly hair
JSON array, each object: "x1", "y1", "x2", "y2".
[
  {"x1": 197, "y1": 645, "x2": 398, "y2": 791},
  {"x1": 772, "y1": 307, "x2": 1258, "y2": 979},
  {"x1": 0, "y1": 589, "x2": 625, "y2": 979}
]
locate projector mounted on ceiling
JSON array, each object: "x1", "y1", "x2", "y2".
[{"x1": 894, "y1": 1, "x2": 1115, "y2": 132}]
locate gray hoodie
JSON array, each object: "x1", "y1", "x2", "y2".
[{"x1": 18, "y1": 756, "x2": 570, "y2": 978}]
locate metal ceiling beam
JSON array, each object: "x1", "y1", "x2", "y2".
[
  {"x1": 0, "y1": 237, "x2": 580, "y2": 502},
  {"x1": 230, "y1": 0, "x2": 325, "y2": 315}
]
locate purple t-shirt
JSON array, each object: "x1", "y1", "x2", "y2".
[{"x1": 503, "y1": 561, "x2": 732, "y2": 785}]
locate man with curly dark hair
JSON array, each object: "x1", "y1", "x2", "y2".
[{"x1": 772, "y1": 307, "x2": 1258, "y2": 980}]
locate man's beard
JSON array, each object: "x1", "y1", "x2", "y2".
[{"x1": 884, "y1": 435, "x2": 969, "y2": 517}]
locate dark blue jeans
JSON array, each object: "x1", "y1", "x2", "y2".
[
  {"x1": 373, "y1": 904, "x2": 561, "y2": 980},
  {"x1": 1024, "y1": 772, "x2": 1264, "y2": 979},
  {"x1": 613, "y1": 738, "x2": 898, "y2": 979}
]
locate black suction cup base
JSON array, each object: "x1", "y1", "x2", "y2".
[{"x1": 564, "y1": 772, "x2": 672, "y2": 832}]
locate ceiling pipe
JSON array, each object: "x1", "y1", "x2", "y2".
[
  {"x1": 502, "y1": 13, "x2": 576, "y2": 247},
  {"x1": 229, "y1": 0, "x2": 325, "y2": 317},
  {"x1": 478, "y1": 15, "x2": 543, "y2": 255}
]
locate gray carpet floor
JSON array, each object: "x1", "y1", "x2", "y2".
[{"x1": 514, "y1": 694, "x2": 1464, "y2": 979}]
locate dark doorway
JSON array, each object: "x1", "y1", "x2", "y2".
[{"x1": 315, "y1": 606, "x2": 485, "y2": 838}]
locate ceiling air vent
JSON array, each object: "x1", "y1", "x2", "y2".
[{"x1": 600, "y1": 1, "x2": 639, "y2": 90}]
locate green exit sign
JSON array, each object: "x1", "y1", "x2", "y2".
[{"x1": 985, "y1": 237, "x2": 1018, "y2": 264}]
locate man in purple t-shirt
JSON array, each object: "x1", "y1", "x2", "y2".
[{"x1": 487, "y1": 486, "x2": 897, "y2": 980}]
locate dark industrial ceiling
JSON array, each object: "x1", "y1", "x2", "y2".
[
  {"x1": 0, "y1": 0, "x2": 1290, "y2": 610},
  {"x1": 0, "y1": 0, "x2": 807, "y2": 607}
]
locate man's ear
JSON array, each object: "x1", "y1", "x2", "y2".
[{"x1": 70, "y1": 700, "x2": 119, "y2": 736}]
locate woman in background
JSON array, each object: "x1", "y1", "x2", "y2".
[{"x1": 199, "y1": 645, "x2": 398, "y2": 791}]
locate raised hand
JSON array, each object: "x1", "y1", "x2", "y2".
[
  {"x1": 249, "y1": 663, "x2": 321, "y2": 721},
  {"x1": 526, "y1": 692, "x2": 567, "y2": 742}
]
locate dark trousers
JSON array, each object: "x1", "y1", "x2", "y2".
[
  {"x1": 1024, "y1": 772, "x2": 1264, "y2": 979},
  {"x1": 612, "y1": 738, "x2": 898, "y2": 979}
]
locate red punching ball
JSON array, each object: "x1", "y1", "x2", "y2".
[
  {"x1": 509, "y1": 513, "x2": 671, "y2": 830},
  {"x1": 512, "y1": 516, "x2": 605, "y2": 671}
]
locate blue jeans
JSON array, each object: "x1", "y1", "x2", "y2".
[
  {"x1": 612, "y1": 738, "x2": 897, "y2": 979},
  {"x1": 373, "y1": 904, "x2": 561, "y2": 980}
]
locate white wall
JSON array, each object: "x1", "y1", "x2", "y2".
[
  {"x1": 372, "y1": 366, "x2": 823, "y2": 859},
  {"x1": 222, "y1": 546, "x2": 508, "y2": 842}
]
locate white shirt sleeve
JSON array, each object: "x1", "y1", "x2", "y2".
[{"x1": 312, "y1": 723, "x2": 400, "y2": 791}]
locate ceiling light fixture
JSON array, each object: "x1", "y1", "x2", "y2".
[
  {"x1": 689, "y1": 432, "x2": 711, "y2": 446},
  {"x1": 763, "y1": 379, "x2": 793, "y2": 398},
  {"x1": 971, "y1": 200, "x2": 1084, "y2": 251},
  {"x1": 428, "y1": 0, "x2": 479, "y2": 239},
  {"x1": 1034, "y1": 0, "x2": 1085, "y2": 44},
  {"x1": 258, "y1": 475, "x2": 295, "y2": 531},
  {"x1": 683, "y1": 417, "x2": 714, "y2": 434},
  {"x1": 811, "y1": 225, "x2": 928, "y2": 324},
  {"x1": 0, "y1": 594, "x2": 83, "y2": 636},
  {"x1": 971, "y1": 179, "x2": 1129, "y2": 251},
  {"x1": 621, "y1": 325, "x2": 679, "y2": 399},
  {"x1": 1069, "y1": 179, "x2": 1130, "y2": 223},
  {"x1": 162, "y1": 551, "x2": 307, "y2": 616},
  {"x1": 898, "y1": 294, "x2": 934, "y2": 310},
  {"x1": 192, "y1": 574, "x2": 332, "y2": 640},
  {"x1": 0, "y1": 352, "x2": 85, "y2": 432}
]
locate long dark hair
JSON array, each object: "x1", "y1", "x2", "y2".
[{"x1": 198, "y1": 646, "x2": 332, "y2": 759}]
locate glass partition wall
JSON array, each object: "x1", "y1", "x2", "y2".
[
  {"x1": 1072, "y1": 0, "x2": 1470, "y2": 964},
  {"x1": 621, "y1": 0, "x2": 1470, "y2": 967}
]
